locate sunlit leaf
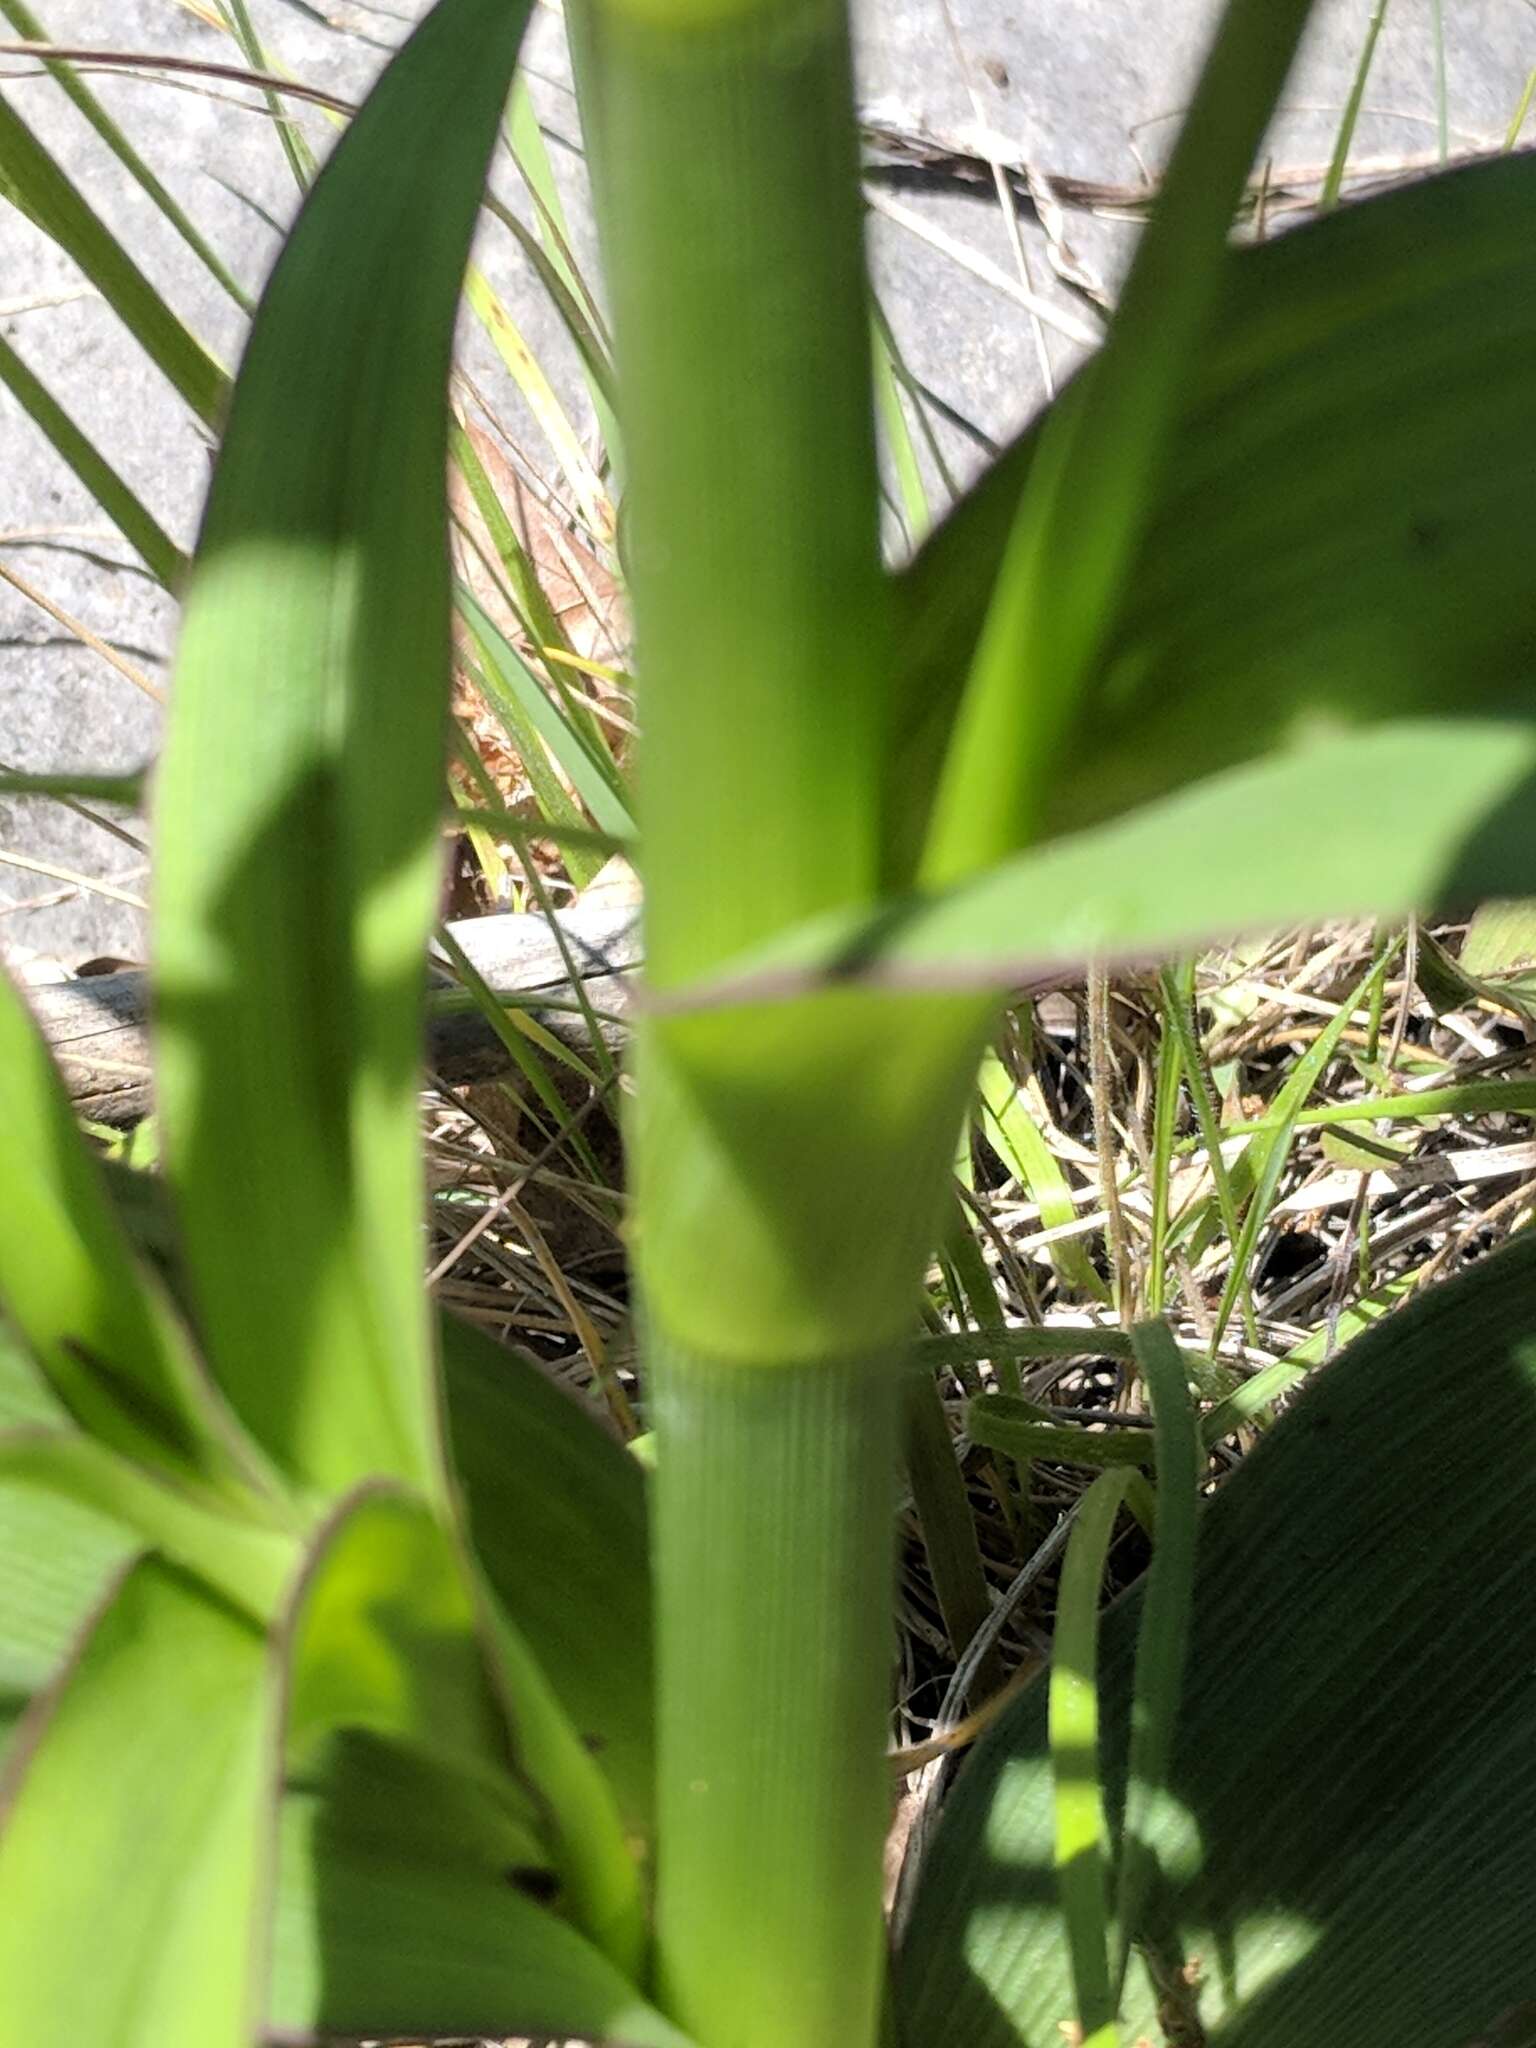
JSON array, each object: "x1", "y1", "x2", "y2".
[{"x1": 897, "y1": 1229, "x2": 1536, "y2": 2045}]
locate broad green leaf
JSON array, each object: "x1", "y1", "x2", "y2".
[
  {"x1": 282, "y1": 1479, "x2": 644, "y2": 1975},
  {"x1": 919, "y1": 0, "x2": 1313, "y2": 880},
  {"x1": 896, "y1": 1227, "x2": 1536, "y2": 2045},
  {"x1": 282, "y1": 1484, "x2": 507, "y2": 1778},
  {"x1": 0, "y1": 1475, "x2": 135, "y2": 1762},
  {"x1": 0, "y1": 963, "x2": 262, "y2": 1496},
  {"x1": 0, "y1": 1323, "x2": 133, "y2": 1720},
  {"x1": 441, "y1": 1312, "x2": 655, "y2": 1839},
  {"x1": 0, "y1": 1559, "x2": 273, "y2": 2046},
  {"x1": 152, "y1": 0, "x2": 534, "y2": 1496},
  {"x1": 0, "y1": 1428, "x2": 296, "y2": 1619},
  {"x1": 892, "y1": 154, "x2": 1536, "y2": 866},
  {"x1": 681, "y1": 722, "x2": 1536, "y2": 1008},
  {"x1": 0, "y1": 92, "x2": 229, "y2": 426},
  {"x1": 269, "y1": 1730, "x2": 694, "y2": 2048}
]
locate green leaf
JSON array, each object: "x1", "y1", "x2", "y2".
[
  {"x1": 1048, "y1": 1468, "x2": 1132, "y2": 2047},
  {"x1": 0, "y1": 1559, "x2": 273, "y2": 2046},
  {"x1": 684, "y1": 722, "x2": 1536, "y2": 1008},
  {"x1": 283, "y1": 1478, "x2": 644, "y2": 1976},
  {"x1": 978, "y1": 1052, "x2": 1105, "y2": 1301},
  {"x1": 0, "y1": 1428, "x2": 296, "y2": 1619},
  {"x1": 919, "y1": 0, "x2": 1313, "y2": 879},
  {"x1": 1462, "y1": 900, "x2": 1536, "y2": 981},
  {"x1": 270, "y1": 1729, "x2": 694, "y2": 2048},
  {"x1": 151, "y1": 0, "x2": 534, "y2": 1496},
  {"x1": 968, "y1": 1399, "x2": 1158, "y2": 1473},
  {"x1": 440, "y1": 1312, "x2": 655, "y2": 1839},
  {"x1": 892, "y1": 154, "x2": 1536, "y2": 863},
  {"x1": 0, "y1": 0, "x2": 253, "y2": 310},
  {"x1": 1113, "y1": 1323, "x2": 1199, "y2": 1998},
  {"x1": 896, "y1": 1228, "x2": 1536, "y2": 2045},
  {"x1": 0, "y1": 963, "x2": 263, "y2": 1496},
  {"x1": 456, "y1": 580, "x2": 636, "y2": 841},
  {"x1": 0, "y1": 335, "x2": 187, "y2": 586},
  {"x1": 1211, "y1": 945, "x2": 1389, "y2": 1348},
  {"x1": 282, "y1": 1484, "x2": 507, "y2": 1777},
  {"x1": 0, "y1": 92, "x2": 229, "y2": 426},
  {"x1": 0, "y1": 1472, "x2": 135, "y2": 1762}
]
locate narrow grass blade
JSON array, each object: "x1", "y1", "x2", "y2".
[
  {"x1": 969, "y1": 1399, "x2": 1158, "y2": 1472},
  {"x1": 465, "y1": 265, "x2": 610, "y2": 539},
  {"x1": 211, "y1": 0, "x2": 318, "y2": 189},
  {"x1": 1211, "y1": 946, "x2": 1388, "y2": 1347},
  {"x1": 0, "y1": 93, "x2": 228, "y2": 425},
  {"x1": 1113, "y1": 1322, "x2": 1198, "y2": 1996},
  {"x1": 1320, "y1": 0, "x2": 1389, "y2": 209},
  {"x1": 504, "y1": 76, "x2": 619, "y2": 436},
  {"x1": 1157, "y1": 960, "x2": 1252, "y2": 1333},
  {"x1": 153, "y1": 0, "x2": 534, "y2": 1497},
  {"x1": 484, "y1": 185, "x2": 620, "y2": 420},
  {"x1": 1145, "y1": 1013, "x2": 1183, "y2": 1314},
  {"x1": 873, "y1": 309, "x2": 929, "y2": 544},
  {"x1": 457, "y1": 582, "x2": 633, "y2": 839},
  {"x1": 1229, "y1": 1077, "x2": 1536, "y2": 1135},
  {"x1": 919, "y1": 0, "x2": 1314, "y2": 881},
  {"x1": 0, "y1": 1558, "x2": 273, "y2": 2047},
  {"x1": 898, "y1": 1228, "x2": 1536, "y2": 2045},
  {"x1": 1050, "y1": 1467, "x2": 1131, "y2": 2048},
  {"x1": 980, "y1": 1050, "x2": 1106, "y2": 1301},
  {"x1": 0, "y1": 332, "x2": 185, "y2": 584},
  {"x1": 0, "y1": 0, "x2": 252, "y2": 308},
  {"x1": 905, "y1": 1366, "x2": 1001, "y2": 1698},
  {"x1": 451, "y1": 417, "x2": 573, "y2": 662}
]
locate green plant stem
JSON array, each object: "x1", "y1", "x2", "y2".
[{"x1": 648, "y1": 1337, "x2": 899, "y2": 2047}]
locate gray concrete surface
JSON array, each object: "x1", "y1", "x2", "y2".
[{"x1": 1, "y1": 0, "x2": 1530, "y2": 965}]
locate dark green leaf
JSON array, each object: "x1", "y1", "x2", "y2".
[
  {"x1": 896, "y1": 1229, "x2": 1536, "y2": 2045},
  {"x1": 269, "y1": 1725, "x2": 693, "y2": 2047},
  {"x1": 918, "y1": 0, "x2": 1312, "y2": 878},
  {"x1": 892, "y1": 155, "x2": 1536, "y2": 864},
  {"x1": 441, "y1": 1312, "x2": 655, "y2": 1840},
  {"x1": 281, "y1": 1476, "x2": 645, "y2": 1977}
]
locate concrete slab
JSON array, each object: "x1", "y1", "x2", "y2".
[{"x1": 0, "y1": 0, "x2": 1529, "y2": 962}]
